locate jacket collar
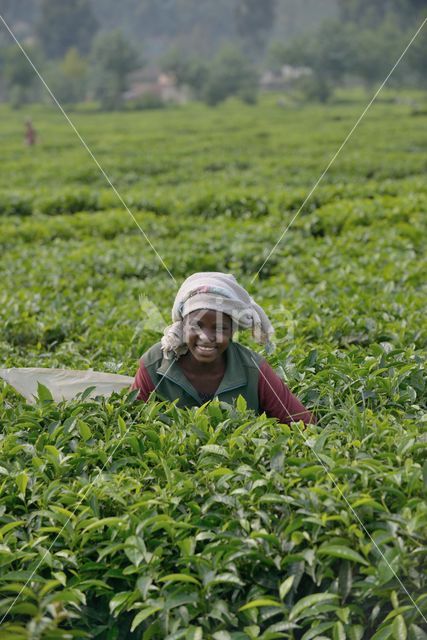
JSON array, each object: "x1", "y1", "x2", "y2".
[{"x1": 156, "y1": 341, "x2": 247, "y2": 402}]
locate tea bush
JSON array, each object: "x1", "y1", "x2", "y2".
[
  {"x1": 0, "y1": 194, "x2": 32, "y2": 217},
  {"x1": 37, "y1": 190, "x2": 100, "y2": 216},
  {"x1": 0, "y1": 94, "x2": 426, "y2": 638},
  {"x1": 0, "y1": 392, "x2": 425, "y2": 639}
]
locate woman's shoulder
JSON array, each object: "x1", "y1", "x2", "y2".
[
  {"x1": 141, "y1": 342, "x2": 164, "y2": 367},
  {"x1": 230, "y1": 341, "x2": 264, "y2": 367}
]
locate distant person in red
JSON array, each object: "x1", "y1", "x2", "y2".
[
  {"x1": 132, "y1": 272, "x2": 316, "y2": 426},
  {"x1": 24, "y1": 119, "x2": 36, "y2": 146}
]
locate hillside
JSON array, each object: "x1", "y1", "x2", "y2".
[{"x1": 0, "y1": 0, "x2": 338, "y2": 60}]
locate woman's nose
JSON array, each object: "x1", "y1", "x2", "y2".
[{"x1": 200, "y1": 328, "x2": 216, "y2": 343}]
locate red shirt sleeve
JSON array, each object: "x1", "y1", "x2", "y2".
[
  {"x1": 258, "y1": 360, "x2": 316, "y2": 425},
  {"x1": 131, "y1": 360, "x2": 155, "y2": 401}
]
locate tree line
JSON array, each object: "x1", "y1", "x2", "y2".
[
  {"x1": 0, "y1": 0, "x2": 277, "y2": 108},
  {"x1": 0, "y1": 0, "x2": 425, "y2": 110},
  {"x1": 270, "y1": 0, "x2": 426, "y2": 101}
]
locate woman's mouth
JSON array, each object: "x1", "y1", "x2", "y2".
[{"x1": 195, "y1": 344, "x2": 217, "y2": 355}]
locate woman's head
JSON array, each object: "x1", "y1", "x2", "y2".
[
  {"x1": 161, "y1": 272, "x2": 274, "y2": 360},
  {"x1": 183, "y1": 309, "x2": 233, "y2": 364}
]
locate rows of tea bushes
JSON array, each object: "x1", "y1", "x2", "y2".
[
  {"x1": 0, "y1": 94, "x2": 426, "y2": 638},
  {"x1": 0, "y1": 392, "x2": 425, "y2": 639}
]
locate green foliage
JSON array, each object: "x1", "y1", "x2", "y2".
[
  {"x1": 0, "y1": 94, "x2": 427, "y2": 636},
  {"x1": 126, "y1": 94, "x2": 166, "y2": 111},
  {"x1": 89, "y1": 29, "x2": 140, "y2": 110},
  {"x1": 234, "y1": 0, "x2": 277, "y2": 53},
  {"x1": 296, "y1": 75, "x2": 333, "y2": 104},
  {"x1": 0, "y1": 393, "x2": 425, "y2": 637},
  {"x1": 1, "y1": 44, "x2": 44, "y2": 108},
  {"x1": 0, "y1": 194, "x2": 32, "y2": 217},
  {"x1": 44, "y1": 48, "x2": 88, "y2": 105},
  {"x1": 349, "y1": 19, "x2": 405, "y2": 87},
  {"x1": 36, "y1": 190, "x2": 100, "y2": 216},
  {"x1": 187, "y1": 195, "x2": 269, "y2": 220},
  {"x1": 0, "y1": 0, "x2": 337, "y2": 70},
  {"x1": 160, "y1": 45, "x2": 258, "y2": 106},
  {"x1": 0, "y1": 0, "x2": 37, "y2": 25},
  {"x1": 202, "y1": 46, "x2": 259, "y2": 106},
  {"x1": 36, "y1": 0, "x2": 98, "y2": 59},
  {"x1": 271, "y1": 4, "x2": 426, "y2": 99},
  {"x1": 268, "y1": 21, "x2": 354, "y2": 103},
  {"x1": 160, "y1": 47, "x2": 208, "y2": 98},
  {"x1": 406, "y1": 27, "x2": 427, "y2": 88},
  {"x1": 91, "y1": 0, "x2": 236, "y2": 59},
  {"x1": 337, "y1": 0, "x2": 425, "y2": 28}
]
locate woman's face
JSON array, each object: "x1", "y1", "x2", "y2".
[{"x1": 183, "y1": 309, "x2": 233, "y2": 364}]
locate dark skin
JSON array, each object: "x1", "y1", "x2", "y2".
[{"x1": 178, "y1": 309, "x2": 233, "y2": 396}]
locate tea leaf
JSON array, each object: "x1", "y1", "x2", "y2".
[
  {"x1": 392, "y1": 615, "x2": 407, "y2": 640},
  {"x1": 289, "y1": 593, "x2": 339, "y2": 620},
  {"x1": 200, "y1": 445, "x2": 230, "y2": 459},
  {"x1": 333, "y1": 621, "x2": 346, "y2": 640},
  {"x1": 318, "y1": 545, "x2": 369, "y2": 565},
  {"x1": 37, "y1": 382, "x2": 53, "y2": 402},
  {"x1": 131, "y1": 607, "x2": 163, "y2": 631},
  {"x1": 279, "y1": 575, "x2": 294, "y2": 600},
  {"x1": 158, "y1": 573, "x2": 200, "y2": 586},
  {"x1": 15, "y1": 473, "x2": 28, "y2": 497},
  {"x1": 302, "y1": 623, "x2": 335, "y2": 640},
  {"x1": 239, "y1": 598, "x2": 282, "y2": 612},
  {"x1": 78, "y1": 420, "x2": 92, "y2": 441},
  {"x1": 0, "y1": 521, "x2": 25, "y2": 541},
  {"x1": 236, "y1": 395, "x2": 247, "y2": 412}
]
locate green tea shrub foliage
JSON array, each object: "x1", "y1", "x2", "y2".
[
  {"x1": 0, "y1": 194, "x2": 32, "y2": 217},
  {"x1": 0, "y1": 391, "x2": 425, "y2": 639},
  {"x1": 188, "y1": 195, "x2": 269, "y2": 220},
  {"x1": 37, "y1": 190, "x2": 100, "y2": 216},
  {"x1": 0, "y1": 94, "x2": 426, "y2": 638}
]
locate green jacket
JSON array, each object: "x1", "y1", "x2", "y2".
[{"x1": 142, "y1": 341, "x2": 263, "y2": 410}]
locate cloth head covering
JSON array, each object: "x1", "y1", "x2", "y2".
[{"x1": 161, "y1": 272, "x2": 274, "y2": 359}]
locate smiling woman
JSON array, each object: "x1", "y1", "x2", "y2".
[{"x1": 132, "y1": 272, "x2": 316, "y2": 425}]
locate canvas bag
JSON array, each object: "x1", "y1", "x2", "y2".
[{"x1": 0, "y1": 368, "x2": 134, "y2": 404}]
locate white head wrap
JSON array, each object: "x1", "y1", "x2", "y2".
[{"x1": 161, "y1": 272, "x2": 275, "y2": 360}]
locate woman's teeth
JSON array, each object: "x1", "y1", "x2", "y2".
[{"x1": 196, "y1": 345, "x2": 216, "y2": 352}]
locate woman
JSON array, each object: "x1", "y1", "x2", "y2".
[{"x1": 132, "y1": 273, "x2": 315, "y2": 425}]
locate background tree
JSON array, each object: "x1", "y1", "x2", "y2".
[
  {"x1": 89, "y1": 30, "x2": 139, "y2": 110},
  {"x1": 351, "y1": 18, "x2": 406, "y2": 88},
  {"x1": 159, "y1": 47, "x2": 190, "y2": 85},
  {"x1": 309, "y1": 21, "x2": 357, "y2": 86},
  {"x1": 202, "y1": 46, "x2": 259, "y2": 106},
  {"x1": 0, "y1": 0, "x2": 36, "y2": 48},
  {"x1": 234, "y1": 0, "x2": 277, "y2": 55},
  {"x1": 2, "y1": 44, "x2": 43, "y2": 107},
  {"x1": 89, "y1": 0, "x2": 337, "y2": 63},
  {"x1": 160, "y1": 47, "x2": 208, "y2": 98},
  {"x1": 0, "y1": 0, "x2": 37, "y2": 25},
  {"x1": 337, "y1": 0, "x2": 425, "y2": 27},
  {"x1": 91, "y1": 0, "x2": 235, "y2": 59},
  {"x1": 44, "y1": 48, "x2": 88, "y2": 105},
  {"x1": 270, "y1": 21, "x2": 358, "y2": 102},
  {"x1": 269, "y1": 3, "x2": 424, "y2": 101},
  {"x1": 36, "y1": 0, "x2": 98, "y2": 59},
  {"x1": 0, "y1": 0, "x2": 337, "y2": 69},
  {"x1": 405, "y1": 26, "x2": 427, "y2": 87}
]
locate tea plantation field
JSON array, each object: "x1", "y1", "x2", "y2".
[{"x1": 0, "y1": 93, "x2": 426, "y2": 639}]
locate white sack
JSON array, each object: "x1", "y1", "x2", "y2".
[{"x1": 0, "y1": 367, "x2": 134, "y2": 404}]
